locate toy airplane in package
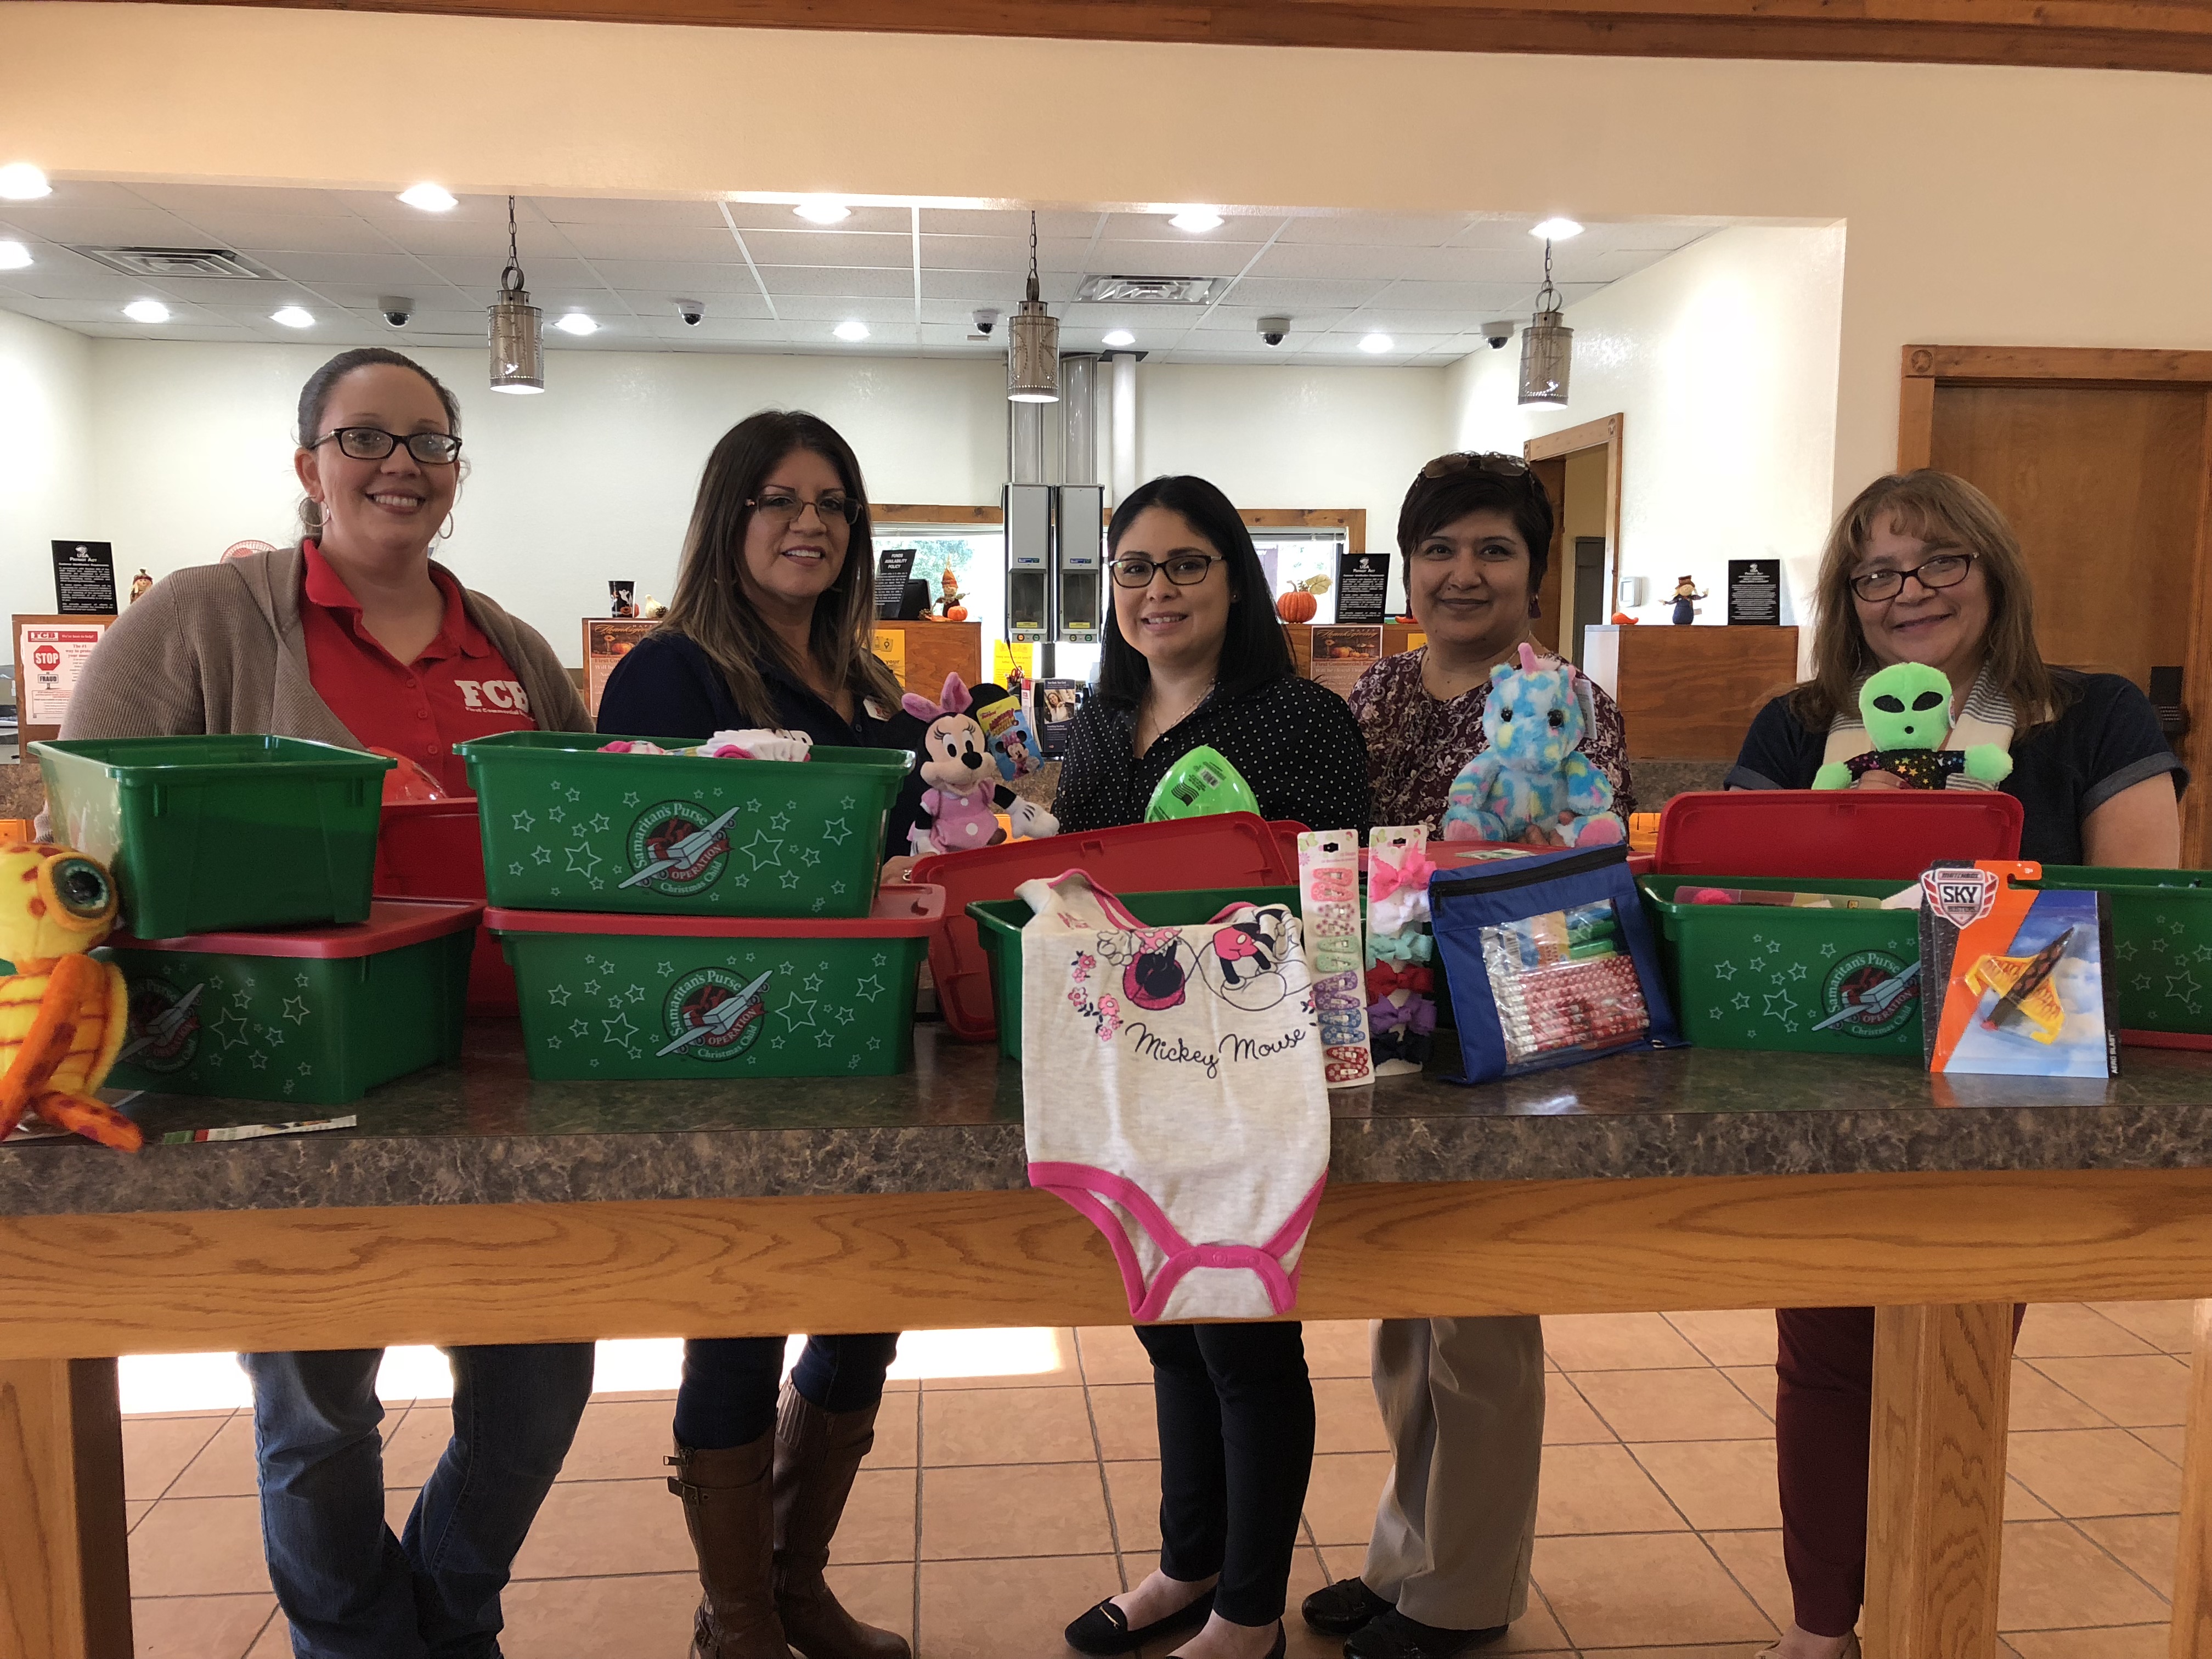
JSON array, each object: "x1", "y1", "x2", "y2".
[{"x1": 1918, "y1": 860, "x2": 2117, "y2": 1077}]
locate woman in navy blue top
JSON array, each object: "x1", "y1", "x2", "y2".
[{"x1": 601, "y1": 409, "x2": 912, "y2": 1659}]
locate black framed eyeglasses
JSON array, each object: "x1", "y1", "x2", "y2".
[
  {"x1": 749, "y1": 491, "x2": 861, "y2": 527},
  {"x1": 1108, "y1": 552, "x2": 1225, "y2": 589},
  {"x1": 313, "y1": 427, "x2": 462, "y2": 464},
  {"x1": 1849, "y1": 552, "x2": 1975, "y2": 603},
  {"x1": 1419, "y1": 450, "x2": 1531, "y2": 483}
]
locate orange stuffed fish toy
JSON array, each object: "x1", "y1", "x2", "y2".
[{"x1": 0, "y1": 840, "x2": 142, "y2": 1151}]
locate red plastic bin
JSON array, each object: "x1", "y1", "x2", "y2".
[
  {"x1": 374, "y1": 798, "x2": 515, "y2": 1014},
  {"x1": 913, "y1": 812, "x2": 1299, "y2": 1042},
  {"x1": 1654, "y1": 790, "x2": 2023, "y2": 882}
]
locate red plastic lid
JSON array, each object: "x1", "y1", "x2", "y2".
[
  {"x1": 486, "y1": 883, "x2": 945, "y2": 939},
  {"x1": 379, "y1": 797, "x2": 479, "y2": 823},
  {"x1": 108, "y1": 898, "x2": 485, "y2": 958},
  {"x1": 913, "y1": 812, "x2": 1297, "y2": 1040},
  {"x1": 1654, "y1": 789, "x2": 2024, "y2": 881}
]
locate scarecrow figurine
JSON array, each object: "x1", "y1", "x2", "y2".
[{"x1": 1669, "y1": 575, "x2": 1706, "y2": 626}]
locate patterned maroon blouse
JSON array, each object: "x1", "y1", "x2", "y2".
[{"x1": 1347, "y1": 647, "x2": 1636, "y2": 832}]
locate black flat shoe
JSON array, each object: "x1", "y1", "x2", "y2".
[
  {"x1": 1064, "y1": 1587, "x2": 1215, "y2": 1656},
  {"x1": 1345, "y1": 1607, "x2": 1509, "y2": 1658},
  {"x1": 1302, "y1": 1577, "x2": 1394, "y2": 1637}
]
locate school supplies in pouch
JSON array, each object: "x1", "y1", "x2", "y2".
[
  {"x1": 1429, "y1": 843, "x2": 1683, "y2": 1084},
  {"x1": 1919, "y1": 860, "x2": 2118, "y2": 1077},
  {"x1": 1017, "y1": 870, "x2": 1330, "y2": 1322}
]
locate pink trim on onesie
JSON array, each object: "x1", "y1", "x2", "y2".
[{"x1": 1027, "y1": 1162, "x2": 1329, "y2": 1322}]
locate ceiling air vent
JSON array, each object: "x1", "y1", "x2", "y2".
[
  {"x1": 70, "y1": 246, "x2": 275, "y2": 280},
  {"x1": 1074, "y1": 275, "x2": 1224, "y2": 305}
]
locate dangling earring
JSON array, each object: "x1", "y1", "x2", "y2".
[
  {"x1": 1529, "y1": 595, "x2": 1543, "y2": 618},
  {"x1": 439, "y1": 512, "x2": 456, "y2": 541}
]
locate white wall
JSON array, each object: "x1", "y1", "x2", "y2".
[
  {"x1": 1449, "y1": 225, "x2": 1846, "y2": 640},
  {"x1": 78, "y1": 341, "x2": 1458, "y2": 661},
  {"x1": 0, "y1": 308, "x2": 95, "y2": 634}
]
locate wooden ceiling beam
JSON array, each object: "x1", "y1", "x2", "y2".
[{"x1": 112, "y1": 0, "x2": 2212, "y2": 76}]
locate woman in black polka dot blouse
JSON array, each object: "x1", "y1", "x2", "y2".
[
  {"x1": 1050, "y1": 473, "x2": 1367, "y2": 1659},
  {"x1": 1051, "y1": 473, "x2": 1372, "y2": 837}
]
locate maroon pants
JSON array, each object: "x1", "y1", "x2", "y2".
[{"x1": 1775, "y1": 1305, "x2": 2024, "y2": 1637}]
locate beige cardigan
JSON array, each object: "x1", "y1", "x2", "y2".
[{"x1": 61, "y1": 546, "x2": 590, "y2": 743}]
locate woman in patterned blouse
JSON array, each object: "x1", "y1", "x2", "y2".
[{"x1": 1347, "y1": 452, "x2": 1633, "y2": 837}]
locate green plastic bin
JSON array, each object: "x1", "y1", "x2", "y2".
[
  {"x1": 99, "y1": 899, "x2": 478, "y2": 1105},
  {"x1": 2031, "y1": 866, "x2": 2212, "y2": 1037},
  {"x1": 35, "y1": 736, "x2": 392, "y2": 939},
  {"x1": 1640, "y1": 875, "x2": 1925, "y2": 1054},
  {"x1": 969, "y1": 884, "x2": 1302, "y2": 1060},
  {"x1": 488, "y1": 884, "x2": 941, "y2": 1080},
  {"x1": 459, "y1": 730, "x2": 912, "y2": 919}
]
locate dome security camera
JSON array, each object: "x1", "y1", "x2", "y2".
[
  {"x1": 675, "y1": 298, "x2": 705, "y2": 327},
  {"x1": 1259, "y1": 315, "x2": 1291, "y2": 348},
  {"x1": 970, "y1": 308, "x2": 1000, "y2": 339},
  {"x1": 1482, "y1": 320, "x2": 1515, "y2": 349},
  {"x1": 377, "y1": 296, "x2": 414, "y2": 329}
]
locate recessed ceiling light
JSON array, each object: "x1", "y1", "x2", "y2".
[
  {"x1": 833, "y1": 319, "x2": 870, "y2": 342},
  {"x1": 554, "y1": 312, "x2": 598, "y2": 336},
  {"x1": 270, "y1": 305, "x2": 315, "y2": 329},
  {"x1": 0, "y1": 240, "x2": 31, "y2": 271},
  {"x1": 399, "y1": 183, "x2": 458, "y2": 212},
  {"x1": 1531, "y1": 217, "x2": 1584, "y2": 240},
  {"x1": 795, "y1": 198, "x2": 852, "y2": 225},
  {"x1": 0, "y1": 163, "x2": 52, "y2": 201},
  {"x1": 125, "y1": 299, "x2": 171, "y2": 323},
  {"x1": 1359, "y1": 332, "x2": 1393, "y2": 354},
  {"x1": 1169, "y1": 208, "x2": 1224, "y2": 233},
  {"x1": 1102, "y1": 329, "x2": 1136, "y2": 348}
]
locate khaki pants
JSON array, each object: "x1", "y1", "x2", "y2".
[{"x1": 1361, "y1": 1316, "x2": 1545, "y2": 1630}]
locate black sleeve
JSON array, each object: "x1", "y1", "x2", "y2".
[
  {"x1": 596, "y1": 633, "x2": 723, "y2": 741},
  {"x1": 878, "y1": 708, "x2": 932, "y2": 861},
  {"x1": 2073, "y1": 675, "x2": 2188, "y2": 814},
  {"x1": 1050, "y1": 703, "x2": 1126, "y2": 833},
  {"x1": 1271, "y1": 679, "x2": 1373, "y2": 834},
  {"x1": 1726, "y1": 695, "x2": 1824, "y2": 791}
]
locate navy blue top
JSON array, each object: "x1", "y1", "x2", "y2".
[
  {"x1": 597, "y1": 628, "x2": 928, "y2": 861},
  {"x1": 1729, "y1": 670, "x2": 2186, "y2": 866}
]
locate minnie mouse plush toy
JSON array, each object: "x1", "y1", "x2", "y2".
[{"x1": 904, "y1": 673, "x2": 1060, "y2": 857}]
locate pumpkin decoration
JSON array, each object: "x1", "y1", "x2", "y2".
[
  {"x1": 945, "y1": 605, "x2": 968, "y2": 622},
  {"x1": 1275, "y1": 588, "x2": 1319, "y2": 624}
]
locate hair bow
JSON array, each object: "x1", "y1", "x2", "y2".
[
  {"x1": 1365, "y1": 996, "x2": 1438, "y2": 1036},
  {"x1": 1368, "y1": 851, "x2": 1436, "y2": 903},
  {"x1": 1369, "y1": 929, "x2": 1435, "y2": 966},
  {"x1": 1366, "y1": 962, "x2": 1434, "y2": 1002}
]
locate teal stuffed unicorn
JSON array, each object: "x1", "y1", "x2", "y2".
[{"x1": 1440, "y1": 643, "x2": 1624, "y2": 845}]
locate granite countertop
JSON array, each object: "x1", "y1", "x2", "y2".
[{"x1": 5, "y1": 1020, "x2": 2212, "y2": 1218}]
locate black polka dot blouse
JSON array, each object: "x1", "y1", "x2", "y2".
[{"x1": 1051, "y1": 674, "x2": 1374, "y2": 835}]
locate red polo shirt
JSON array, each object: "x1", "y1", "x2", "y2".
[{"x1": 298, "y1": 541, "x2": 533, "y2": 795}]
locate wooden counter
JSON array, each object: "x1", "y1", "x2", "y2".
[
  {"x1": 870, "y1": 618, "x2": 983, "y2": 697},
  {"x1": 1583, "y1": 623, "x2": 1800, "y2": 761}
]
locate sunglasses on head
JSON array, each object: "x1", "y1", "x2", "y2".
[{"x1": 1418, "y1": 451, "x2": 1532, "y2": 485}]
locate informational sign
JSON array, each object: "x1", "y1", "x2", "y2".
[
  {"x1": 1035, "y1": 679, "x2": 1085, "y2": 757},
  {"x1": 52, "y1": 541, "x2": 117, "y2": 615},
  {"x1": 871, "y1": 627, "x2": 907, "y2": 684},
  {"x1": 14, "y1": 616, "x2": 111, "y2": 733},
  {"x1": 874, "y1": 548, "x2": 918, "y2": 619},
  {"x1": 1728, "y1": 558, "x2": 1782, "y2": 626},
  {"x1": 992, "y1": 639, "x2": 1036, "y2": 689},
  {"x1": 582, "y1": 618, "x2": 655, "y2": 718},
  {"x1": 1335, "y1": 550, "x2": 1391, "y2": 627},
  {"x1": 1307, "y1": 625, "x2": 1383, "y2": 701}
]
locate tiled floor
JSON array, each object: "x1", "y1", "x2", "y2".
[{"x1": 120, "y1": 1302, "x2": 2192, "y2": 1657}]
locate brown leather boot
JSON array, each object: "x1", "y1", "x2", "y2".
[
  {"x1": 771, "y1": 1385, "x2": 912, "y2": 1659},
  {"x1": 667, "y1": 1435, "x2": 794, "y2": 1659}
]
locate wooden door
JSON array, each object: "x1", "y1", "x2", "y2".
[
  {"x1": 1529, "y1": 454, "x2": 1567, "y2": 655},
  {"x1": 1928, "y1": 381, "x2": 2208, "y2": 690}
]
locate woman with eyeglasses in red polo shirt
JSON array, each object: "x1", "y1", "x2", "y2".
[{"x1": 63, "y1": 347, "x2": 593, "y2": 1659}]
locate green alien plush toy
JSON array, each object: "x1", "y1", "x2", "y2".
[{"x1": 1813, "y1": 662, "x2": 2015, "y2": 791}]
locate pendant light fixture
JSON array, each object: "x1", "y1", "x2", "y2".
[
  {"x1": 1007, "y1": 211, "x2": 1060, "y2": 404},
  {"x1": 488, "y1": 196, "x2": 544, "y2": 395},
  {"x1": 1516, "y1": 238, "x2": 1572, "y2": 409}
]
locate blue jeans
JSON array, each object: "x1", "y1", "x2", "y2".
[
  {"x1": 241, "y1": 1344, "x2": 595, "y2": 1659},
  {"x1": 673, "y1": 1333, "x2": 900, "y2": 1449}
]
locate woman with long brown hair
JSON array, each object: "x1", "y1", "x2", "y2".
[
  {"x1": 1731, "y1": 469, "x2": 2183, "y2": 1659},
  {"x1": 600, "y1": 409, "x2": 916, "y2": 1659}
]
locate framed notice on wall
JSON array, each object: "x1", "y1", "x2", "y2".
[
  {"x1": 582, "y1": 618, "x2": 656, "y2": 719},
  {"x1": 1307, "y1": 625, "x2": 1383, "y2": 701},
  {"x1": 1727, "y1": 558, "x2": 1782, "y2": 626},
  {"x1": 1334, "y1": 551, "x2": 1391, "y2": 626},
  {"x1": 50, "y1": 541, "x2": 117, "y2": 615},
  {"x1": 13, "y1": 613, "x2": 114, "y2": 744}
]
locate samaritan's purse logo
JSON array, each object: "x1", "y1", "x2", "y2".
[
  {"x1": 1820, "y1": 949, "x2": 1920, "y2": 1038},
  {"x1": 1923, "y1": 867, "x2": 2000, "y2": 929},
  {"x1": 657, "y1": 968, "x2": 770, "y2": 1061},
  {"x1": 120, "y1": 975, "x2": 202, "y2": 1073},
  {"x1": 624, "y1": 801, "x2": 738, "y2": 896}
]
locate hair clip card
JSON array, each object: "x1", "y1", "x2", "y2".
[
  {"x1": 1918, "y1": 860, "x2": 2118, "y2": 1077},
  {"x1": 1297, "y1": 829, "x2": 1372, "y2": 1088}
]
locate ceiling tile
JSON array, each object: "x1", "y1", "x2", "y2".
[
  {"x1": 1276, "y1": 215, "x2": 1470, "y2": 247},
  {"x1": 1084, "y1": 240, "x2": 1265, "y2": 280},
  {"x1": 582, "y1": 257, "x2": 759, "y2": 292},
  {"x1": 738, "y1": 228, "x2": 913, "y2": 269},
  {"x1": 761, "y1": 265, "x2": 915, "y2": 300},
  {"x1": 1216, "y1": 275, "x2": 1389, "y2": 311},
  {"x1": 772, "y1": 295, "x2": 924, "y2": 324},
  {"x1": 611, "y1": 289, "x2": 776, "y2": 322},
  {"x1": 534, "y1": 195, "x2": 731, "y2": 228},
  {"x1": 550, "y1": 223, "x2": 750, "y2": 263}
]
